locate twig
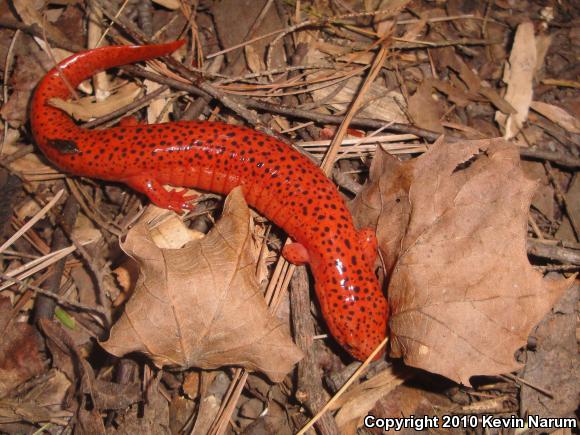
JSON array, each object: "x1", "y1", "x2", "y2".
[
  {"x1": 0, "y1": 272, "x2": 107, "y2": 316},
  {"x1": 501, "y1": 374, "x2": 554, "y2": 398},
  {"x1": 321, "y1": 43, "x2": 388, "y2": 174},
  {"x1": 206, "y1": 369, "x2": 249, "y2": 435},
  {"x1": 518, "y1": 148, "x2": 580, "y2": 169},
  {"x1": 297, "y1": 336, "x2": 389, "y2": 434},
  {"x1": 0, "y1": 144, "x2": 35, "y2": 165},
  {"x1": 543, "y1": 162, "x2": 579, "y2": 241},
  {"x1": 537, "y1": 264, "x2": 579, "y2": 272},
  {"x1": 66, "y1": 178, "x2": 123, "y2": 237},
  {"x1": 291, "y1": 267, "x2": 340, "y2": 435},
  {"x1": 1, "y1": 30, "x2": 20, "y2": 156},
  {"x1": 225, "y1": 0, "x2": 274, "y2": 72},
  {"x1": 527, "y1": 238, "x2": 580, "y2": 265},
  {"x1": 0, "y1": 245, "x2": 76, "y2": 292},
  {"x1": 392, "y1": 37, "x2": 502, "y2": 49},
  {"x1": 33, "y1": 195, "x2": 80, "y2": 321},
  {"x1": 0, "y1": 189, "x2": 64, "y2": 254}
]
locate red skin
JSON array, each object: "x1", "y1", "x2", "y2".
[{"x1": 30, "y1": 41, "x2": 388, "y2": 360}]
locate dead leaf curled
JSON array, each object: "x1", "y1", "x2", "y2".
[{"x1": 101, "y1": 187, "x2": 303, "y2": 382}]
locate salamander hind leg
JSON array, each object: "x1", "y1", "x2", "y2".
[
  {"x1": 282, "y1": 242, "x2": 310, "y2": 265},
  {"x1": 124, "y1": 176, "x2": 198, "y2": 212},
  {"x1": 357, "y1": 228, "x2": 378, "y2": 266}
]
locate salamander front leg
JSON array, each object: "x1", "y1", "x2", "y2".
[
  {"x1": 124, "y1": 176, "x2": 197, "y2": 212},
  {"x1": 282, "y1": 242, "x2": 310, "y2": 265}
]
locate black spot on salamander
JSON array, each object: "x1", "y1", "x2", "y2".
[{"x1": 47, "y1": 138, "x2": 80, "y2": 154}]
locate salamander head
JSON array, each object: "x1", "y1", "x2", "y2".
[{"x1": 314, "y1": 258, "x2": 389, "y2": 361}]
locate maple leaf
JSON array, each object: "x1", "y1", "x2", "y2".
[
  {"x1": 101, "y1": 187, "x2": 303, "y2": 382},
  {"x1": 352, "y1": 138, "x2": 574, "y2": 385}
]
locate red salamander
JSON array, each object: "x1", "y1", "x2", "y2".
[{"x1": 30, "y1": 41, "x2": 388, "y2": 360}]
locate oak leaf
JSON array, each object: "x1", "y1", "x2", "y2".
[
  {"x1": 101, "y1": 187, "x2": 303, "y2": 382},
  {"x1": 352, "y1": 138, "x2": 574, "y2": 385}
]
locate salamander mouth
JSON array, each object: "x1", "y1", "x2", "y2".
[
  {"x1": 341, "y1": 341, "x2": 369, "y2": 361},
  {"x1": 328, "y1": 317, "x2": 368, "y2": 360}
]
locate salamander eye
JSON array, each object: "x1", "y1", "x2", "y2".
[{"x1": 47, "y1": 138, "x2": 80, "y2": 154}]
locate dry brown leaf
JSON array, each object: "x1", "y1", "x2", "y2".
[
  {"x1": 0, "y1": 297, "x2": 44, "y2": 397},
  {"x1": 308, "y1": 72, "x2": 409, "y2": 124},
  {"x1": 369, "y1": 383, "x2": 452, "y2": 430},
  {"x1": 72, "y1": 214, "x2": 102, "y2": 246},
  {"x1": 520, "y1": 285, "x2": 579, "y2": 421},
  {"x1": 372, "y1": 0, "x2": 411, "y2": 35},
  {"x1": 145, "y1": 79, "x2": 172, "y2": 124},
  {"x1": 534, "y1": 34, "x2": 552, "y2": 78},
  {"x1": 151, "y1": 0, "x2": 180, "y2": 10},
  {"x1": 435, "y1": 47, "x2": 513, "y2": 113},
  {"x1": 11, "y1": 0, "x2": 72, "y2": 63},
  {"x1": 146, "y1": 206, "x2": 205, "y2": 249},
  {"x1": 244, "y1": 45, "x2": 264, "y2": 74},
  {"x1": 436, "y1": 47, "x2": 481, "y2": 93},
  {"x1": 496, "y1": 22, "x2": 537, "y2": 139},
  {"x1": 0, "y1": 369, "x2": 72, "y2": 425},
  {"x1": 353, "y1": 138, "x2": 574, "y2": 385},
  {"x1": 101, "y1": 187, "x2": 303, "y2": 382},
  {"x1": 351, "y1": 147, "x2": 413, "y2": 275},
  {"x1": 49, "y1": 83, "x2": 143, "y2": 121},
  {"x1": 407, "y1": 81, "x2": 444, "y2": 133},
  {"x1": 431, "y1": 79, "x2": 472, "y2": 107},
  {"x1": 530, "y1": 101, "x2": 580, "y2": 134},
  {"x1": 211, "y1": 0, "x2": 286, "y2": 75}
]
